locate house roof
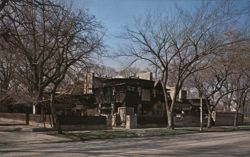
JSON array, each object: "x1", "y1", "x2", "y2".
[
  {"x1": 48, "y1": 94, "x2": 97, "y2": 109},
  {"x1": 93, "y1": 77, "x2": 165, "y2": 89}
]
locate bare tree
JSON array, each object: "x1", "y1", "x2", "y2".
[
  {"x1": 121, "y1": 0, "x2": 246, "y2": 129},
  {"x1": 227, "y1": 40, "x2": 250, "y2": 127},
  {"x1": 0, "y1": 0, "x2": 103, "y2": 132},
  {"x1": 0, "y1": 41, "x2": 16, "y2": 102},
  {"x1": 0, "y1": 0, "x2": 8, "y2": 12},
  {"x1": 191, "y1": 35, "x2": 250, "y2": 128},
  {"x1": 232, "y1": 76, "x2": 250, "y2": 127},
  {"x1": 91, "y1": 64, "x2": 117, "y2": 78},
  {"x1": 0, "y1": 0, "x2": 54, "y2": 13},
  {"x1": 191, "y1": 57, "x2": 233, "y2": 128},
  {"x1": 118, "y1": 67, "x2": 141, "y2": 78}
]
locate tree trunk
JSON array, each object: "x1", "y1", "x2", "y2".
[
  {"x1": 167, "y1": 111, "x2": 174, "y2": 129},
  {"x1": 49, "y1": 101, "x2": 56, "y2": 126},
  {"x1": 41, "y1": 106, "x2": 46, "y2": 128},
  {"x1": 207, "y1": 111, "x2": 212, "y2": 128},
  {"x1": 199, "y1": 95, "x2": 203, "y2": 131},
  {"x1": 32, "y1": 92, "x2": 41, "y2": 115},
  {"x1": 160, "y1": 79, "x2": 174, "y2": 129},
  {"x1": 234, "y1": 109, "x2": 239, "y2": 128},
  {"x1": 50, "y1": 93, "x2": 62, "y2": 134},
  {"x1": 25, "y1": 107, "x2": 29, "y2": 125},
  {"x1": 48, "y1": 113, "x2": 53, "y2": 127}
]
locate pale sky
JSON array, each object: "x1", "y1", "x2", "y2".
[{"x1": 71, "y1": 0, "x2": 249, "y2": 68}]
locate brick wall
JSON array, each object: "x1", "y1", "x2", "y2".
[
  {"x1": 0, "y1": 112, "x2": 51, "y2": 127},
  {"x1": 58, "y1": 115, "x2": 108, "y2": 130},
  {"x1": 0, "y1": 113, "x2": 108, "y2": 130},
  {"x1": 137, "y1": 116, "x2": 166, "y2": 128},
  {"x1": 215, "y1": 112, "x2": 244, "y2": 126}
]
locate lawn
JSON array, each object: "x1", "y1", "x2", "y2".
[{"x1": 56, "y1": 125, "x2": 250, "y2": 141}]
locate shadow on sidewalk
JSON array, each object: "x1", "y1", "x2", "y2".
[{"x1": 0, "y1": 123, "x2": 25, "y2": 126}]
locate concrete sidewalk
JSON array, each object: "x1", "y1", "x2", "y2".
[
  {"x1": 0, "y1": 131, "x2": 71, "y2": 145},
  {"x1": 0, "y1": 118, "x2": 70, "y2": 145},
  {"x1": 0, "y1": 131, "x2": 249, "y2": 157},
  {"x1": 0, "y1": 118, "x2": 33, "y2": 132}
]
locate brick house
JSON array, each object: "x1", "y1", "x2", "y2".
[{"x1": 93, "y1": 77, "x2": 166, "y2": 116}]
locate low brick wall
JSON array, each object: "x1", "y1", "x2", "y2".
[
  {"x1": 0, "y1": 112, "x2": 51, "y2": 127},
  {"x1": 137, "y1": 113, "x2": 244, "y2": 128},
  {"x1": 244, "y1": 117, "x2": 250, "y2": 124},
  {"x1": 0, "y1": 112, "x2": 26, "y2": 121},
  {"x1": 215, "y1": 112, "x2": 244, "y2": 126},
  {"x1": 137, "y1": 116, "x2": 166, "y2": 128},
  {"x1": 175, "y1": 115, "x2": 206, "y2": 127},
  {"x1": 58, "y1": 116, "x2": 107, "y2": 130},
  {"x1": 0, "y1": 113, "x2": 109, "y2": 130},
  {"x1": 137, "y1": 115, "x2": 206, "y2": 128},
  {"x1": 176, "y1": 112, "x2": 244, "y2": 127},
  {"x1": 1, "y1": 112, "x2": 245, "y2": 129}
]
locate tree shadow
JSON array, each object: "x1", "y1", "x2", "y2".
[{"x1": 0, "y1": 124, "x2": 25, "y2": 126}]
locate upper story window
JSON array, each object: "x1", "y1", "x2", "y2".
[
  {"x1": 141, "y1": 88, "x2": 151, "y2": 101},
  {"x1": 138, "y1": 87, "x2": 142, "y2": 96},
  {"x1": 127, "y1": 86, "x2": 136, "y2": 92}
]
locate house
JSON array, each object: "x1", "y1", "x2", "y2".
[{"x1": 93, "y1": 76, "x2": 166, "y2": 116}]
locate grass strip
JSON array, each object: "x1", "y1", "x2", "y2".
[{"x1": 54, "y1": 125, "x2": 250, "y2": 141}]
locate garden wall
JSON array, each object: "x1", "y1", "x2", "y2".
[
  {"x1": 0, "y1": 112, "x2": 51, "y2": 127},
  {"x1": 137, "y1": 116, "x2": 167, "y2": 128},
  {"x1": 58, "y1": 115, "x2": 108, "y2": 130},
  {"x1": 215, "y1": 112, "x2": 244, "y2": 126},
  {"x1": 0, "y1": 113, "x2": 109, "y2": 130},
  {"x1": 0, "y1": 112, "x2": 245, "y2": 130}
]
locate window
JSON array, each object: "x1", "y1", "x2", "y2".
[
  {"x1": 138, "y1": 87, "x2": 142, "y2": 96},
  {"x1": 141, "y1": 88, "x2": 151, "y2": 101},
  {"x1": 127, "y1": 86, "x2": 136, "y2": 92}
]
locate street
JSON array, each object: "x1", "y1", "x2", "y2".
[{"x1": 0, "y1": 128, "x2": 249, "y2": 157}]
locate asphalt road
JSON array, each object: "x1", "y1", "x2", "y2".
[{"x1": 0, "y1": 129, "x2": 249, "y2": 157}]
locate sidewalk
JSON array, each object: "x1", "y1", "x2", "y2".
[
  {"x1": 0, "y1": 118, "x2": 33, "y2": 132},
  {"x1": 0, "y1": 118, "x2": 70, "y2": 145}
]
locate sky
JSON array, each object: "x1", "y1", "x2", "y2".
[{"x1": 71, "y1": 0, "x2": 249, "y2": 69}]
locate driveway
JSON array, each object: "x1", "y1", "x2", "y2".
[{"x1": 0, "y1": 128, "x2": 249, "y2": 157}]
